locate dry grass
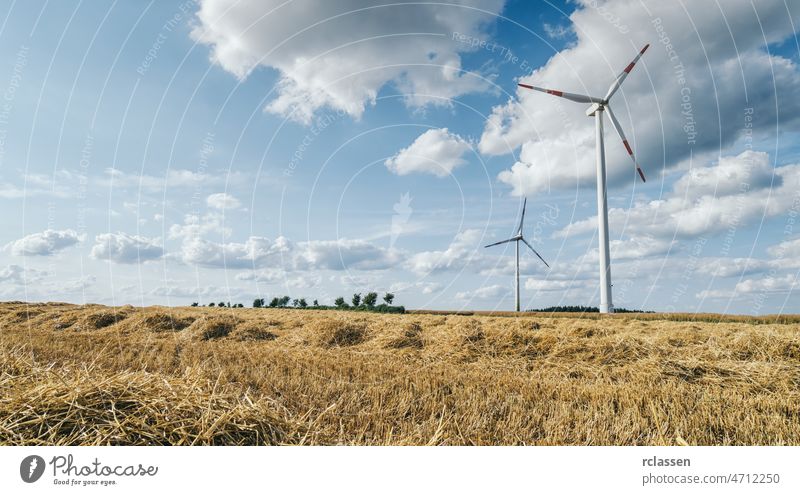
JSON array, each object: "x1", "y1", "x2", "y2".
[
  {"x1": 0, "y1": 352, "x2": 305, "y2": 445},
  {"x1": 1, "y1": 302, "x2": 798, "y2": 446},
  {"x1": 410, "y1": 309, "x2": 800, "y2": 324}
]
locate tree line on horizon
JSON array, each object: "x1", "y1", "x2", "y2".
[
  {"x1": 190, "y1": 292, "x2": 404, "y2": 313},
  {"x1": 188, "y1": 300, "x2": 650, "y2": 314}
]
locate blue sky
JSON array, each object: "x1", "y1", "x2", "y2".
[{"x1": 1, "y1": 0, "x2": 799, "y2": 314}]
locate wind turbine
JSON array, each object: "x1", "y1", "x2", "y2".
[
  {"x1": 517, "y1": 44, "x2": 649, "y2": 314},
  {"x1": 485, "y1": 198, "x2": 550, "y2": 312}
]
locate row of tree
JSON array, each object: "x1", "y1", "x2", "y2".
[
  {"x1": 334, "y1": 292, "x2": 393, "y2": 308},
  {"x1": 252, "y1": 296, "x2": 319, "y2": 308},
  {"x1": 190, "y1": 300, "x2": 650, "y2": 313},
  {"x1": 249, "y1": 292, "x2": 400, "y2": 312},
  {"x1": 190, "y1": 302, "x2": 244, "y2": 308}
]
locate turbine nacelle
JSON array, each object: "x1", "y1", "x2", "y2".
[{"x1": 585, "y1": 102, "x2": 604, "y2": 117}]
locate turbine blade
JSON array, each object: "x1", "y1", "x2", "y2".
[
  {"x1": 521, "y1": 237, "x2": 550, "y2": 268},
  {"x1": 604, "y1": 44, "x2": 649, "y2": 101},
  {"x1": 517, "y1": 197, "x2": 527, "y2": 234},
  {"x1": 605, "y1": 105, "x2": 646, "y2": 183},
  {"x1": 484, "y1": 238, "x2": 516, "y2": 248},
  {"x1": 518, "y1": 83, "x2": 602, "y2": 104}
]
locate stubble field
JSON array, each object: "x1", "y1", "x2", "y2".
[{"x1": 1, "y1": 302, "x2": 798, "y2": 445}]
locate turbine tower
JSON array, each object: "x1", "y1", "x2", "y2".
[
  {"x1": 518, "y1": 44, "x2": 649, "y2": 313},
  {"x1": 485, "y1": 198, "x2": 550, "y2": 312}
]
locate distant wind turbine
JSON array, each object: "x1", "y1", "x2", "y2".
[
  {"x1": 485, "y1": 198, "x2": 550, "y2": 312},
  {"x1": 517, "y1": 43, "x2": 649, "y2": 313}
]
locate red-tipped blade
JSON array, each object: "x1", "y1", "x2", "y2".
[
  {"x1": 517, "y1": 83, "x2": 602, "y2": 104},
  {"x1": 604, "y1": 44, "x2": 649, "y2": 101},
  {"x1": 606, "y1": 105, "x2": 646, "y2": 183}
]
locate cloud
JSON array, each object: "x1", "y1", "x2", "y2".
[
  {"x1": 385, "y1": 128, "x2": 472, "y2": 177},
  {"x1": 149, "y1": 285, "x2": 207, "y2": 298},
  {"x1": 456, "y1": 284, "x2": 510, "y2": 300},
  {"x1": 149, "y1": 284, "x2": 246, "y2": 299},
  {"x1": 6, "y1": 229, "x2": 82, "y2": 256},
  {"x1": 556, "y1": 151, "x2": 800, "y2": 241},
  {"x1": 169, "y1": 206, "x2": 404, "y2": 271},
  {"x1": 0, "y1": 181, "x2": 72, "y2": 200},
  {"x1": 177, "y1": 231, "x2": 404, "y2": 272},
  {"x1": 90, "y1": 232, "x2": 164, "y2": 264},
  {"x1": 542, "y1": 23, "x2": 571, "y2": 40},
  {"x1": 179, "y1": 236, "x2": 290, "y2": 269},
  {"x1": 389, "y1": 280, "x2": 442, "y2": 295},
  {"x1": 0, "y1": 183, "x2": 30, "y2": 199},
  {"x1": 339, "y1": 274, "x2": 377, "y2": 288},
  {"x1": 286, "y1": 275, "x2": 322, "y2": 290},
  {"x1": 206, "y1": 192, "x2": 242, "y2": 210},
  {"x1": 295, "y1": 239, "x2": 404, "y2": 271},
  {"x1": 98, "y1": 168, "x2": 247, "y2": 192},
  {"x1": 405, "y1": 229, "x2": 485, "y2": 275},
  {"x1": 0, "y1": 269, "x2": 95, "y2": 299},
  {"x1": 696, "y1": 257, "x2": 773, "y2": 278},
  {"x1": 673, "y1": 151, "x2": 783, "y2": 200},
  {"x1": 734, "y1": 274, "x2": 800, "y2": 293},
  {"x1": 56, "y1": 275, "x2": 97, "y2": 293},
  {"x1": 600, "y1": 236, "x2": 675, "y2": 261},
  {"x1": 673, "y1": 151, "x2": 777, "y2": 201},
  {"x1": 525, "y1": 279, "x2": 592, "y2": 292},
  {"x1": 191, "y1": 0, "x2": 503, "y2": 123},
  {"x1": 3, "y1": 169, "x2": 251, "y2": 200},
  {"x1": 768, "y1": 237, "x2": 800, "y2": 260},
  {"x1": 235, "y1": 269, "x2": 286, "y2": 283},
  {"x1": 0, "y1": 171, "x2": 80, "y2": 200},
  {"x1": 698, "y1": 274, "x2": 799, "y2": 298},
  {"x1": 480, "y1": 0, "x2": 800, "y2": 195},
  {"x1": 0, "y1": 264, "x2": 48, "y2": 284},
  {"x1": 695, "y1": 289, "x2": 737, "y2": 299},
  {"x1": 169, "y1": 213, "x2": 232, "y2": 240}
]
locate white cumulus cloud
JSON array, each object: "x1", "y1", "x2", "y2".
[
  {"x1": 405, "y1": 229, "x2": 485, "y2": 275},
  {"x1": 556, "y1": 151, "x2": 800, "y2": 241},
  {"x1": 295, "y1": 239, "x2": 404, "y2": 271},
  {"x1": 456, "y1": 284, "x2": 510, "y2": 300},
  {"x1": 90, "y1": 232, "x2": 164, "y2": 264},
  {"x1": 385, "y1": 128, "x2": 472, "y2": 178},
  {"x1": 206, "y1": 192, "x2": 242, "y2": 210},
  {"x1": 191, "y1": 0, "x2": 503, "y2": 123},
  {"x1": 698, "y1": 274, "x2": 800, "y2": 299},
  {"x1": 179, "y1": 236, "x2": 290, "y2": 269},
  {"x1": 0, "y1": 264, "x2": 48, "y2": 284},
  {"x1": 7, "y1": 229, "x2": 82, "y2": 256}
]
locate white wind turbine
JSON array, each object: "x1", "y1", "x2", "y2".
[
  {"x1": 517, "y1": 44, "x2": 649, "y2": 314},
  {"x1": 485, "y1": 198, "x2": 550, "y2": 312}
]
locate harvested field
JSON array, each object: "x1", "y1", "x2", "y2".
[{"x1": 1, "y1": 302, "x2": 799, "y2": 445}]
